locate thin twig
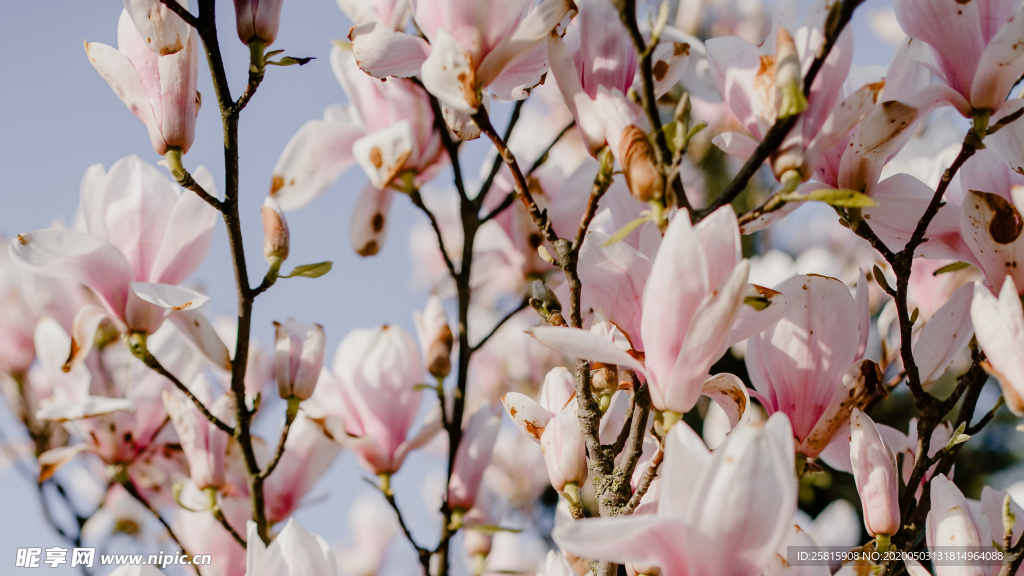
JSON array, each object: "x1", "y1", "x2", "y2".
[
  {"x1": 156, "y1": 0, "x2": 200, "y2": 28},
  {"x1": 623, "y1": 447, "x2": 662, "y2": 515},
  {"x1": 139, "y1": 349, "x2": 234, "y2": 435},
  {"x1": 210, "y1": 497, "x2": 247, "y2": 547},
  {"x1": 364, "y1": 477, "x2": 432, "y2": 571},
  {"x1": 477, "y1": 99, "x2": 525, "y2": 208},
  {"x1": 258, "y1": 402, "x2": 299, "y2": 480},
  {"x1": 471, "y1": 296, "x2": 529, "y2": 352},
  {"x1": 121, "y1": 476, "x2": 201, "y2": 576},
  {"x1": 410, "y1": 189, "x2": 459, "y2": 278}
]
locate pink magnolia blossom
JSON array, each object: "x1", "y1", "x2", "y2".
[
  {"x1": 308, "y1": 324, "x2": 440, "y2": 475},
  {"x1": 448, "y1": 404, "x2": 501, "y2": 511},
  {"x1": 745, "y1": 273, "x2": 877, "y2": 458},
  {"x1": 413, "y1": 294, "x2": 454, "y2": 379},
  {"x1": 175, "y1": 490, "x2": 249, "y2": 576},
  {"x1": 706, "y1": 5, "x2": 880, "y2": 182},
  {"x1": 349, "y1": 0, "x2": 574, "y2": 118},
  {"x1": 530, "y1": 207, "x2": 784, "y2": 418},
  {"x1": 234, "y1": 0, "x2": 284, "y2": 46},
  {"x1": 86, "y1": 9, "x2": 199, "y2": 156},
  {"x1": 849, "y1": 408, "x2": 901, "y2": 537},
  {"x1": 971, "y1": 276, "x2": 1024, "y2": 416},
  {"x1": 270, "y1": 44, "x2": 443, "y2": 255},
  {"x1": 122, "y1": 0, "x2": 192, "y2": 56},
  {"x1": 245, "y1": 518, "x2": 337, "y2": 576},
  {"x1": 502, "y1": 366, "x2": 587, "y2": 492},
  {"x1": 546, "y1": 0, "x2": 690, "y2": 201},
  {"x1": 553, "y1": 414, "x2": 797, "y2": 576},
  {"x1": 273, "y1": 319, "x2": 325, "y2": 401},
  {"x1": 8, "y1": 156, "x2": 227, "y2": 371}
]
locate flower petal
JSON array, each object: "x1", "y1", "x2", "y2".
[
  {"x1": 352, "y1": 121, "x2": 415, "y2": 190},
  {"x1": 168, "y1": 310, "x2": 232, "y2": 371},
  {"x1": 270, "y1": 111, "x2": 364, "y2": 212},
  {"x1": 971, "y1": 277, "x2": 1024, "y2": 415},
  {"x1": 553, "y1": 515, "x2": 691, "y2": 576},
  {"x1": 712, "y1": 132, "x2": 761, "y2": 162},
  {"x1": 914, "y1": 283, "x2": 975, "y2": 384},
  {"x1": 349, "y1": 183, "x2": 395, "y2": 257},
  {"x1": 501, "y1": 392, "x2": 551, "y2": 441},
  {"x1": 894, "y1": 0, "x2": 984, "y2": 97},
  {"x1": 149, "y1": 166, "x2": 218, "y2": 285},
  {"x1": 85, "y1": 41, "x2": 165, "y2": 154},
  {"x1": 130, "y1": 282, "x2": 209, "y2": 311},
  {"x1": 853, "y1": 85, "x2": 971, "y2": 162},
  {"x1": 971, "y1": 7, "x2": 1024, "y2": 110},
  {"x1": 476, "y1": 0, "x2": 573, "y2": 89},
  {"x1": 700, "y1": 373, "x2": 750, "y2": 429},
  {"x1": 578, "y1": 231, "x2": 653, "y2": 349},
  {"x1": 349, "y1": 23, "x2": 430, "y2": 79},
  {"x1": 528, "y1": 326, "x2": 648, "y2": 377},
  {"x1": 9, "y1": 229, "x2": 133, "y2": 322},
  {"x1": 960, "y1": 189, "x2": 1024, "y2": 291},
  {"x1": 421, "y1": 28, "x2": 479, "y2": 114},
  {"x1": 123, "y1": 0, "x2": 191, "y2": 55},
  {"x1": 726, "y1": 284, "x2": 786, "y2": 346}
]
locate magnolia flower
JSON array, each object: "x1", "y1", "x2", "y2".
[
  {"x1": 270, "y1": 44, "x2": 442, "y2": 255},
  {"x1": 349, "y1": 0, "x2": 574, "y2": 117},
  {"x1": 502, "y1": 366, "x2": 587, "y2": 493},
  {"x1": 706, "y1": 4, "x2": 880, "y2": 182},
  {"x1": 849, "y1": 408, "x2": 900, "y2": 537},
  {"x1": 531, "y1": 207, "x2": 785, "y2": 420},
  {"x1": 245, "y1": 519, "x2": 336, "y2": 576},
  {"x1": 86, "y1": 9, "x2": 199, "y2": 156},
  {"x1": 971, "y1": 276, "x2": 1024, "y2": 415},
  {"x1": 336, "y1": 0, "x2": 408, "y2": 29},
  {"x1": 448, "y1": 404, "x2": 501, "y2": 511},
  {"x1": 745, "y1": 273, "x2": 878, "y2": 458},
  {"x1": 175, "y1": 489, "x2": 249, "y2": 576},
  {"x1": 554, "y1": 414, "x2": 797, "y2": 576},
  {"x1": 308, "y1": 325, "x2": 441, "y2": 474},
  {"x1": 8, "y1": 156, "x2": 227, "y2": 371},
  {"x1": 546, "y1": 0, "x2": 690, "y2": 202},
  {"x1": 273, "y1": 319, "x2": 325, "y2": 401},
  {"x1": 234, "y1": 0, "x2": 284, "y2": 46},
  {"x1": 413, "y1": 294, "x2": 454, "y2": 379},
  {"x1": 855, "y1": 0, "x2": 1024, "y2": 165},
  {"x1": 162, "y1": 389, "x2": 231, "y2": 490}
]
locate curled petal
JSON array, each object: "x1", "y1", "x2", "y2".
[
  {"x1": 123, "y1": 0, "x2": 191, "y2": 56},
  {"x1": 349, "y1": 23, "x2": 430, "y2": 79},
  {"x1": 421, "y1": 29, "x2": 478, "y2": 114},
  {"x1": 501, "y1": 392, "x2": 550, "y2": 441},
  {"x1": 700, "y1": 373, "x2": 749, "y2": 429},
  {"x1": 528, "y1": 326, "x2": 648, "y2": 377},
  {"x1": 270, "y1": 112, "x2": 363, "y2": 211}
]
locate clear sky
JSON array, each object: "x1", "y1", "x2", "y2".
[{"x1": 0, "y1": 0, "x2": 900, "y2": 574}]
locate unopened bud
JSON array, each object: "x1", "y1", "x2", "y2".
[
  {"x1": 274, "y1": 319, "x2": 325, "y2": 401},
  {"x1": 619, "y1": 125, "x2": 664, "y2": 202},
  {"x1": 234, "y1": 0, "x2": 284, "y2": 46},
  {"x1": 530, "y1": 280, "x2": 565, "y2": 326},
  {"x1": 591, "y1": 362, "x2": 619, "y2": 395},
  {"x1": 775, "y1": 27, "x2": 807, "y2": 119},
  {"x1": 262, "y1": 196, "x2": 290, "y2": 265},
  {"x1": 415, "y1": 295, "x2": 454, "y2": 379}
]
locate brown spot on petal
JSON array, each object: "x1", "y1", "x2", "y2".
[
  {"x1": 523, "y1": 420, "x2": 544, "y2": 440},
  {"x1": 508, "y1": 407, "x2": 517, "y2": 417},
  {"x1": 62, "y1": 338, "x2": 80, "y2": 373},
  {"x1": 652, "y1": 60, "x2": 669, "y2": 81},
  {"x1": 674, "y1": 42, "x2": 690, "y2": 57},
  {"x1": 270, "y1": 175, "x2": 285, "y2": 195},
  {"x1": 978, "y1": 191, "x2": 1024, "y2": 244},
  {"x1": 16, "y1": 234, "x2": 27, "y2": 245},
  {"x1": 371, "y1": 212, "x2": 385, "y2": 232},
  {"x1": 751, "y1": 284, "x2": 781, "y2": 299},
  {"x1": 357, "y1": 240, "x2": 379, "y2": 256},
  {"x1": 955, "y1": 0, "x2": 972, "y2": 4},
  {"x1": 369, "y1": 146, "x2": 383, "y2": 169},
  {"x1": 172, "y1": 301, "x2": 193, "y2": 311}
]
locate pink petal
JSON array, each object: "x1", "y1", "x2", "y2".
[
  {"x1": 972, "y1": 278, "x2": 1024, "y2": 415},
  {"x1": 577, "y1": 231, "x2": 652, "y2": 349},
  {"x1": 853, "y1": 84, "x2": 972, "y2": 162},
  {"x1": 528, "y1": 326, "x2": 648, "y2": 378},
  {"x1": 641, "y1": 210, "x2": 709, "y2": 391},
  {"x1": 914, "y1": 283, "x2": 975, "y2": 384},
  {"x1": 9, "y1": 230, "x2": 132, "y2": 322},
  {"x1": 270, "y1": 111, "x2": 364, "y2": 211},
  {"x1": 712, "y1": 132, "x2": 760, "y2": 161},
  {"x1": 981, "y1": 100, "x2": 1024, "y2": 175},
  {"x1": 349, "y1": 183, "x2": 395, "y2": 257},
  {"x1": 123, "y1": 0, "x2": 191, "y2": 56},
  {"x1": 501, "y1": 392, "x2": 550, "y2": 441},
  {"x1": 553, "y1": 516, "x2": 692, "y2": 576},
  {"x1": 149, "y1": 167, "x2": 218, "y2": 285},
  {"x1": 663, "y1": 261, "x2": 749, "y2": 414},
  {"x1": 130, "y1": 281, "x2": 208, "y2": 311},
  {"x1": 700, "y1": 373, "x2": 750, "y2": 429},
  {"x1": 476, "y1": 0, "x2": 573, "y2": 89},
  {"x1": 348, "y1": 23, "x2": 430, "y2": 79},
  {"x1": 352, "y1": 121, "x2": 415, "y2": 190},
  {"x1": 421, "y1": 28, "x2": 479, "y2": 114},
  {"x1": 168, "y1": 310, "x2": 232, "y2": 371},
  {"x1": 804, "y1": 81, "x2": 883, "y2": 172},
  {"x1": 863, "y1": 174, "x2": 977, "y2": 263},
  {"x1": 726, "y1": 284, "x2": 787, "y2": 346},
  {"x1": 659, "y1": 421, "x2": 712, "y2": 518},
  {"x1": 486, "y1": 39, "x2": 549, "y2": 101},
  {"x1": 972, "y1": 7, "x2": 1024, "y2": 110},
  {"x1": 577, "y1": 0, "x2": 636, "y2": 96},
  {"x1": 154, "y1": 30, "x2": 199, "y2": 152},
  {"x1": 895, "y1": 0, "x2": 984, "y2": 98},
  {"x1": 85, "y1": 40, "x2": 165, "y2": 156},
  {"x1": 695, "y1": 205, "x2": 742, "y2": 290},
  {"x1": 960, "y1": 189, "x2": 1024, "y2": 291},
  {"x1": 706, "y1": 35, "x2": 766, "y2": 138},
  {"x1": 547, "y1": 34, "x2": 606, "y2": 155},
  {"x1": 66, "y1": 305, "x2": 114, "y2": 371}
]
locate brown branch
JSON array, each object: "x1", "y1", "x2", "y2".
[
  {"x1": 477, "y1": 99, "x2": 525, "y2": 208},
  {"x1": 121, "y1": 475, "x2": 201, "y2": 576},
  {"x1": 410, "y1": 189, "x2": 459, "y2": 278},
  {"x1": 365, "y1": 478, "x2": 432, "y2": 571},
  {"x1": 623, "y1": 446, "x2": 662, "y2": 515},
  {"x1": 471, "y1": 296, "x2": 529, "y2": 352},
  {"x1": 210, "y1": 495, "x2": 247, "y2": 547},
  {"x1": 258, "y1": 400, "x2": 299, "y2": 480},
  {"x1": 156, "y1": 0, "x2": 200, "y2": 28},
  {"x1": 136, "y1": 344, "x2": 234, "y2": 435}
]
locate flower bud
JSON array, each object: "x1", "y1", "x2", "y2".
[
  {"x1": 262, "y1": 196, "x2": 290, "y2": 265},
  {"x1": 618, "y1": 125, "x2": 663, "y2": 203},
  {"x1": 850, "y1": 408, "x2": 900, "y2": 537},
  {"x1": 233, "y1": 0, "x2": 284, "y2": 46},
  {"x1": 413, "y1": 295, "x2": 453, "y2": 379},
  {"x1": 273, "y1": 319, "x2": 325, "y2": 400},
  {"x1": 448, "y1": 404, "x2": 501, "y2": 511},
  {"x1": 774, "y1": 27, "x2": 807, "y2": 119}
]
